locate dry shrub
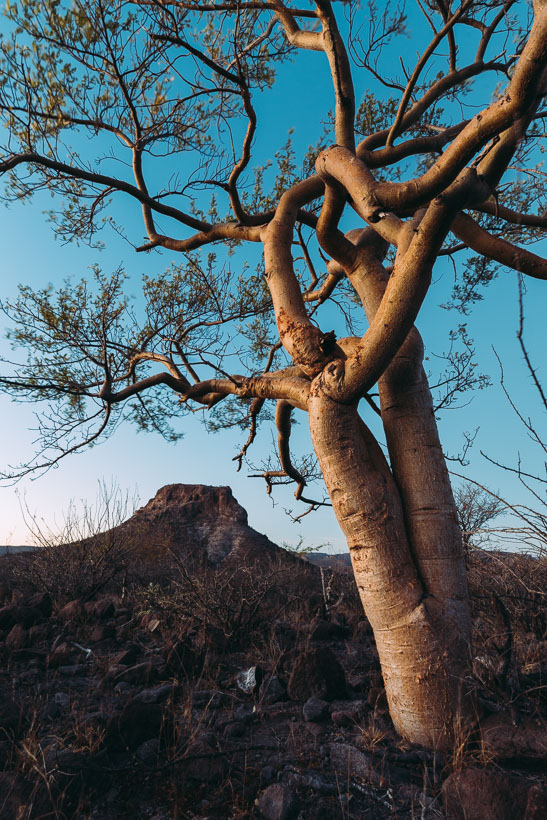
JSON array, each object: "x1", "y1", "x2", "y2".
[
  {"x1": 134, "y1": 554, "x2": 311, "y2": 650},
  {"x1": 10, "y1": 482, "x2": 135, "y2": 605},
  {"x1": 467, "y1": 546, "x2": 546, "y2": 712},
  {"x1": 467, "y1": 548, "x2": 547, "y2": 639},
  {"x1": 132, "y1": 551, "x2": 344, "y2": 656}
]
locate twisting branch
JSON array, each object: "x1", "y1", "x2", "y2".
[
  {"x1": 0, "y1": 152, "x2": 209, "y2": 233},
  {"x1": 139, "y1": 2, "x2": 317, "y2": 15},
  {"x1": 232, "y1": 397, "x2": 266, "y2": 470},
  {"x1": 474, "y1": 199, "x2": 547, "y2": 228},
  {"x1": 275, "y1": 399, "x2": 306, "y2": 500},
  {"x1": 475, "y1": 0, "x2": 517, "y2": 63},
  {"x1": 303, "y1": 268, "x2": 344, "y2": 305},
  {"x1": 250, "y1": 399, "x2": 331, "y2": 510},
  {"x1": 226, "y1": 42, "x2": 258, "y2": 223},
  {"x1": 451, "y1": 213, "x2": 547, "y2": 280},
  {"x1": 315, "y1": 0, "x2": 355, "y2": 150},
  {"x1": 269, "y1": 0, "x2": 323, "y2": 51}
]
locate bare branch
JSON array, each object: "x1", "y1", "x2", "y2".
[{"x1": 451, "y1": 213, "x2": 547, "y2": 280}]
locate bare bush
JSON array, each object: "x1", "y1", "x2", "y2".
[
  {"x1": 134, "y1": 554, "x2": 319, "y2": 650},
  {"x1": 454, "y1": 482, "x2": 505, "y2": 554},
  {"x1": 12, "y1": 481, "x2": 136, "y2": 604},
  {"x1": 468, "y1": 549, "x2": 547, "y2": 641}
]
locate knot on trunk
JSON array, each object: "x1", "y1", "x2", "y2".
[
  {"x1": 279, "y1": 315, "x2": 340, "y2": 377},
  {"x1": 314, "y1": 359, "x2": 347, "y2": 401}
]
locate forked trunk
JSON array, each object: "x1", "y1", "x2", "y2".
[{"x1": 309, "y1": 386, "x2": 473, "y2": 749}]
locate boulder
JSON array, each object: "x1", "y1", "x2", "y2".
[
  {"x1": 259, "y1": 674, "x2": 287, "y2": 705},
  {"x1": 331, "y1": 700, "x2": 369, "y2": 727},
  {"x1": 107, "y1": 699, "x2": 165, "y2": 751},
  {"x1": 133, "y1": 684, "x2": 177, "y2": 705},
  {"x1": 85, "y1": 598, "x2": 115, "y2": 620},
  {"x1": 28, "y1": 623, "x2": 49, "y2": 644},
  {"x1": 329, "y1": 743, "x2": 375, "y2": 783},
  {"x1": 89, "y1": 623, "x2": 116, "y2": 642},
  {"x1": 0, "y1": 604, "x2": 42, "y2": 630},
  {"x1": 57, "y1": 600, "x2": 85, "y2": 622},
  {"x1": 5, "y1": 624, "x2": 28, "y2": 651},
  {"x1": 135, "y1": 738, "x2": 160, "y2": 767},
  {"x1": 480, "y1": 712, "x2": 547, "y2": 760},
  {"x1": 256, "y1": 783, "x2": 299, "y2": 820},
  {"x1": 112, "y1": 644, "x2": 141, "y2": 667},
  {"x1": 183, "y1": 739, "x2": 227, "y2": 783},
  {"x1": 47, "y1": 642, "x2": 75, "y2": 668},
  {"x1": 27, "y1": 592, "x2": 53, "y2": 618},
  {"x1": 442, "y1": 768, "x2": 542, "y2": 820},
  {"x1": 302, "y1": 697, "x2": 329, "y2": 723},
  {"x1": 287, "y1": 648, "x2": 346, "y2": 702}
]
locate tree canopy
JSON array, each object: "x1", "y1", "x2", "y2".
[{"x1": 0, "y1": 0, "x2": 545, "y2": 488}]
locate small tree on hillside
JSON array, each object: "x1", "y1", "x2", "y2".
[
  {"x1": 0, "y1": 0, "x2": 545, "y2": 748},
  {"x1": 454, "y1": 482, "x2": 505, "y2": 553}
]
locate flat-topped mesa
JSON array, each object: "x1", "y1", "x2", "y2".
[
  {"x1": 118, "y1": 483, "x2": 281, "y2": 566},
  {"x1": 134, "y1": 484, "x2": 249, "y2": 526}
]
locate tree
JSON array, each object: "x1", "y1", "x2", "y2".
[
  {"x1": 0, "y1": 0, "x2": 545, "y2": 749},
  {"x1": 454, "y1": 481, "x2": 505, "y2": 553}
]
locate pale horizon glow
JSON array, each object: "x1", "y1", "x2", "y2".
[{"x1": 0, "y1": 4, "x2": 544, "y2": 554}]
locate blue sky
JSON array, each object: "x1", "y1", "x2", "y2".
[{"x1": 0, "y1": 2, "x2": 544, "y2": 549}]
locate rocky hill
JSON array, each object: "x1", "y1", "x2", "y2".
[
  {"x1": 0, "y1": 487, "x2": 545, "y2": 819},
  {"x1": 102, "y1": 483, "x2": 286, "y2": 566}
]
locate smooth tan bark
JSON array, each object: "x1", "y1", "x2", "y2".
[
  {"x1": 308, "y1": 229, "x2": 474, "y2": 747},
  {"x1": 308, "y1": 389, "x2": 472, "y2": 748},
  {"x1": 349, "y1": 235, "x2": 471, "y2": 633}
]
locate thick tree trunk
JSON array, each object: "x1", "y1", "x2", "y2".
[{"x1": 308, "y1": 386, "x2": 473, "y2": 749}]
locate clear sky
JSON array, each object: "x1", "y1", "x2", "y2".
[{"x1": 0, "y1": 2, "x2": 544, "y2": 550}]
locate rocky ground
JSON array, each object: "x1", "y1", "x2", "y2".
[{"x1": 0, "y1": 485, "x2": 545, "y2": 819}]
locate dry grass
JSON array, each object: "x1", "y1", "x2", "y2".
[{"x1": 1, "y1": 537, "x2": 545, "y2": 818}]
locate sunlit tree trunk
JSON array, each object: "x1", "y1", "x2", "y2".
[
  {"x1": 307, "y1": 240, "x2": 472, "y2": 748},
  {"x1": 309, "y1": 385, "x2": 472, "y2": 748}
]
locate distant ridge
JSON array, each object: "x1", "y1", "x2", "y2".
[
  {"x1": 305, "y1": 552, "x2": 352, "y2": 572},
  {"x1": 0, "y1": 545, "x2": 36, "y2": 556}
]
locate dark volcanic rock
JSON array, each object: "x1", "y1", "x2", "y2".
[
  {"x1": 480, "y1": 711, "x2": 547, "y2": 760},
  {"x1": 27, "y1": 591, "x2": 53, "y2": 618},
  {"x1": 0, "y1": 604, "x2": 42, "y2": 629},
  {"x1": 57, "y1": 599, "x2": 86, "y2": 622},
  {"x1": 287, "y1": 648, "x2": 346, "y2": 702},
  {"x1": 441, "y1": 767, "x2": 543, "y2": 820},
  {"x1": 107, "y1": 699, "x2": 165, "y2": 750},
  {"x1": 5, "y1": 624, "x2": 28, "y2": 651},
  {"x1": 183, "y1": 739, "x2": 227, "y2": 783},
  {"x1": 256, "y1": 783, "x2": 299, "y2": 820},
  {"x1": 259, "y1": 674, "x2": 287, "y2": 705},
  {"x1": 302, "y1": 697, "x2": 329, "y2": 723}
]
